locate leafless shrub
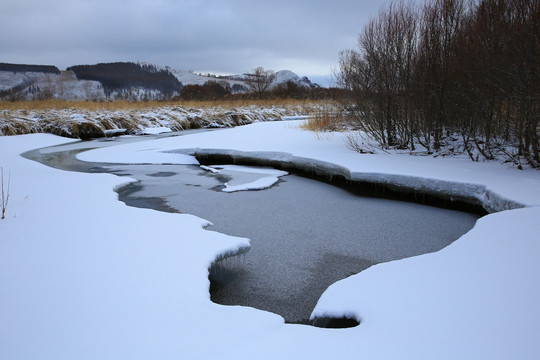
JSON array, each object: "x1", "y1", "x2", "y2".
[
  {"x1": 345, "y1": 133, "x2": 375, "y2": 154},
  {"x1": 1, "y1": 166, "x2": 10, "y2": 220},
  {"x1": 300, "y1": 103, "x2": 344, "y2": 132}
]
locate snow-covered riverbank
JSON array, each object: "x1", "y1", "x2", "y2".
[
  {"x1": 1, "y1": 120, "x2": 539, "y2": 359},
  {"x1": 80, "y1": 120, "x2": 540, "y2": 211},
  {"x1": 0, "y1": 104, "x2": 310, "y2": 138}
]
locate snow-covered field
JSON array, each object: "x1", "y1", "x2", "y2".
[{"x1": 1, "y1": 120, "x2": 539, "y2": 359}]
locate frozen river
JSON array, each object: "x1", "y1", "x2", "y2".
[{"x1": 24, "y1": 133, "x2": 479, "y2": 325}]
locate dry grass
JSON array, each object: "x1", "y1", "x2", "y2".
[
  {"x1": 0, "y1": 98, "x2": 325, "y2": 138},
  {"x1": 300, "y1": 102, "x2": 344, "y2": 132},
  {"x1": 0, "y1": 98, "x2": 330, "y2": 139},
  {"x1": 0, "y1": 98, "x2": 325, "y2": 112},
  {"x1": 1, "y1": 166, "x2": 10, "y2": 220}
]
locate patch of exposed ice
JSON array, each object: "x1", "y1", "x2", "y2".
[
  {"x1": 210, "y1": 165, "x2": 288, "y2": 192},
  {"x1": 200, "y1": 165, "x2": 220, "y2": 173},
  {"x1": 139, "y1": 127, "x2": 172, "y2": 135}
]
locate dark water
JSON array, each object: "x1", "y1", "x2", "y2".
[{"x1": 24, "y1": 135, "x2": 480, "y2": 324}]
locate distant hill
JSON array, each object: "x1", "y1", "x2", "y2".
[
  {"x1": 0, "y1": 61, "x2": 319, "y2": 101},
  {"x1": 67, "y1": 62, "x2": 183, "y2": 98},
  {"x1": 272, "y1": 70, "x2": 315, "y2": 88},
  {"x1": 148, "y1": 64, "x2": 250, "y2": 93},
  {"x1": 139, "y1": 63, "x2": 319, "y2": 93}
]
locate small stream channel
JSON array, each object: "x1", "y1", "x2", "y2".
[{"x1": 23, "y1": 131, "x2": 481, "y2": 327}]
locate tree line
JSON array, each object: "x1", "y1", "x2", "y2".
[
  {"x1": 67, "y1": 62, "x2": 183, "y2": 99},
  {"x1": 176, "y1": 79, "x2": 343, "y2": 101},
  {"x1": 337, "y1": 0, "x2": 539, "y2": 167},
  {"x1": 0, "y1": 63, "x2": 60, "y2": 74}
]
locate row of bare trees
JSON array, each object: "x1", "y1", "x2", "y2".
[{"x1": 337, "y1": 0, "x2": 539, "y2": 167}]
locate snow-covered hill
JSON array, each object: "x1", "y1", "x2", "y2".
[
  {"x1": 272, "y1": 70, "x2": 315, "y2": 88},
  {"x1": 0, "y1": 70, "x2": 103, "y2": 101},
  {"x1": 144, "y1": 64, "x2": 318, "y2": 93},
  {"x1": 0, "y1": 62, "x2": 319, "y2": 100},
  {"x1": 157, "y1": 67, "x2": 250, "y2": 93}
]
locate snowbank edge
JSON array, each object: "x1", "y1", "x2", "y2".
[{"x1": 191, "y1": 148, "x2": 523, "y2": 214}]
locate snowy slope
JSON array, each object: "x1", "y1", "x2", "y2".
[
  {"x1": 172, "y1": 69, "x2": 248, "y2": 89},
  {"x1": 166, "y1": 67, "x2": 316, "y2": 91},
  {"x1": 0, "y1": 71, "x2": 43, "y2": 90},
  {"x1": 0, "y1": 70, "x2": 103, "y2": 100},
  {"x1": 138, "y1": 63, "x2": 249, "y2": 91},
  {"x1": 272, "y1": 70, "x2": 315, "y2": 88}
]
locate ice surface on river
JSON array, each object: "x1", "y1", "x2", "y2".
[{"x1": 140, "y1": 127, "x2": 172, "y2": 135}]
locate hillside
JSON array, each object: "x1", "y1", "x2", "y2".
[
  {"x1": 67, "y1": 62, "x2": 183, "y2": 99},
  {"x1": 0, "y1": 68, "x2": 103, "y2": 101},
  {"x1": 0, "y1": 62, "x2": 318, "y2": 101}
]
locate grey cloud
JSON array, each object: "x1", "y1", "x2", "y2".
[{"x1": 1, "y1": 0, "x2": 385, "y2": 78}]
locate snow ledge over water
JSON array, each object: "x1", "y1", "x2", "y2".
[{"x1": 192, "y1": 148, "x2": 523, "y2": 213}]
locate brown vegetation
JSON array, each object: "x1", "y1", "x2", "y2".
[
  {"x1": 0, "y1": 98, "x2": 325, "y2": 112},
  {"x1": 300, "y1": 103, "x2": 344, "y2": 132},
  {"x1": 0, "y1": 99, "x2": 325, "y2": 138}
]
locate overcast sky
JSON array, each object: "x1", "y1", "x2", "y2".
[{"x1": 1, "y1": 0, "x2": 391, "y2": 85}]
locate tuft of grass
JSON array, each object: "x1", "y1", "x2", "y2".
[
  {"x1": 1, "y1": 166, "x2": 10, "y2": 220},
  {"x1": 300, "y1": 102, "x2": 344, "y2": 132}
]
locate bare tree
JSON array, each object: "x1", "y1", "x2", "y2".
[
  {"x1": 507, "y1": 0, "x2": 540, "y2": 166},
  {"x1": 417, "y1": 0, "x2": 468, "y2": 150},
  {"x1": 336, "y1": 0, "x2": 539, "y2": 166},
  {"x1": 244, "y1": 67, "x2": 275, "y2": 97},
  {"x1": 336, "y1": 1, "x2": 418, "y2": 149}
]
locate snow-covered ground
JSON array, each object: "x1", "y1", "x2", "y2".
[{"x1": 1, "y1": 120, "x2": 539, "y2": 359}]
